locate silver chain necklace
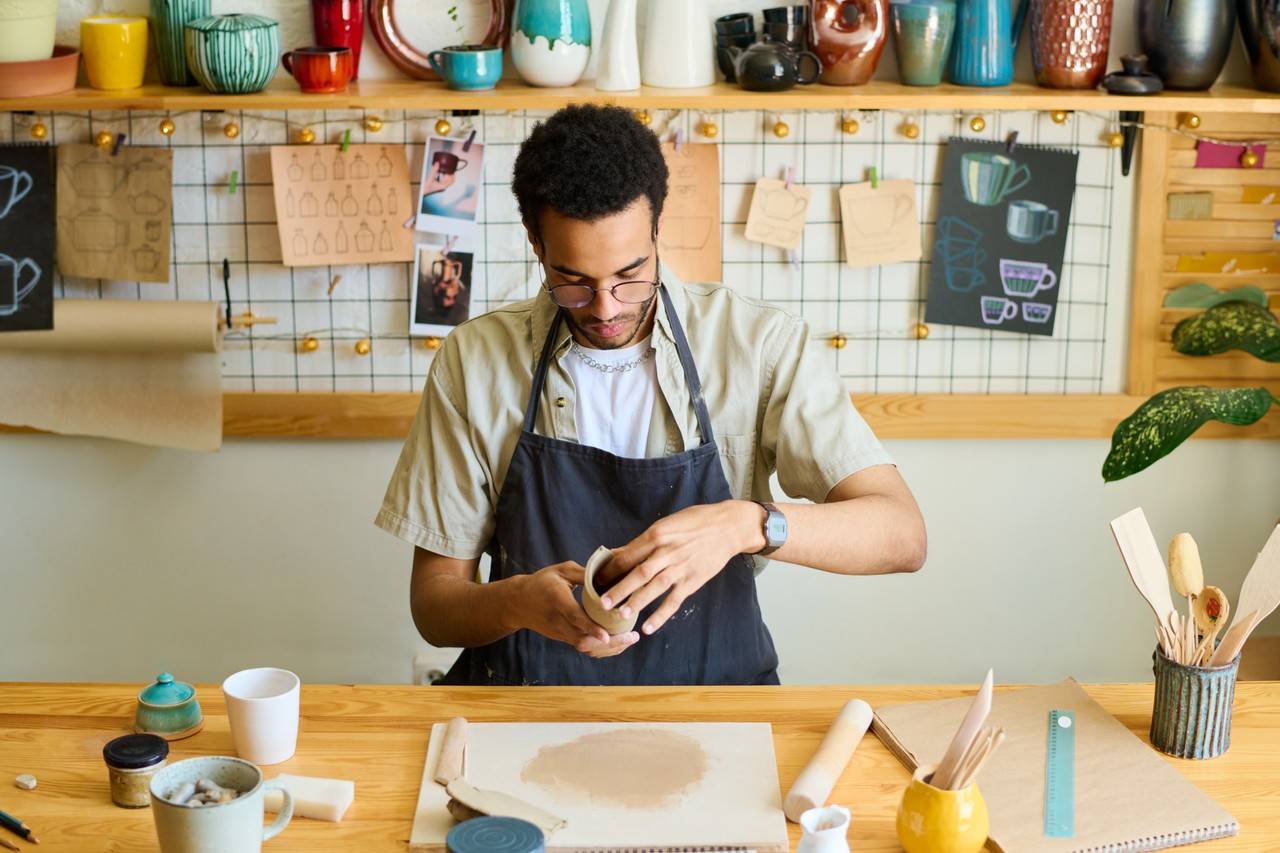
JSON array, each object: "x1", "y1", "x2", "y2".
[{"x1": 571, "y1": 341, "x2": 654, "y2": 375}]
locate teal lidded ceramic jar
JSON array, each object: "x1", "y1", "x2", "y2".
[
  {"x1": 134, "y1": 672, "x2": 204, "y2": 740},
  {"x1": 185, "y1": 12, "x2": 279, "y2": 94},
  {"x1": 511, "y1": 0, "x2": 592, "y2": 87}
]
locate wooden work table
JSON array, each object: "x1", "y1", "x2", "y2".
[{"x1": 1, "y1": 682, "x2": 1278, "y2": 852}]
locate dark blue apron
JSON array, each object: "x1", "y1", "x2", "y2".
[{"x1": 442, "y1": 286, "x2": 780, "y2": 686}]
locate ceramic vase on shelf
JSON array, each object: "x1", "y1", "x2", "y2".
[
  {"x1": 1137, "y1": 0, "x2": 1234, "y2": 90},
  {"x1": 311, "y1": 0, "x2": 364, "y2": 80},
  {"x1": 1238, "y1": 0, "x2": 1280, "y2": 92},
  {"x1": 1029, "y1": 0, "x2": 1113, "y2": 88},
  {"x1": 641, "y1": 0, "x2": 715, "y2": 88},
  {"x1": 185, "y1": 13, "x2": 280, "y2": 94},
  {"x1": 596, "y1": 0, "x2": 640, "y2": 91},
  {"x1": 151, "y1": 0, "x2": 210, "y2": 85},
  {"x1": 0, "y1": 0, "x2": 57, "y2": 62},
  {"x1": 810, "y1": 0, "x2": 890, "y2": 85},
  {"x1": 511, "y1": 0, "x2": 591, "y2": 87},
  {"x1": 950, "y1": 0, "x2": 1017, "y2": 86}
]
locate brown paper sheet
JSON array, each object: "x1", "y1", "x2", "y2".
[
  {"x1": 56, "y1": 145, "x2": 173, "y2": 282},
  {"x1": 872, "y1": 679, "x2": 1238, "y2": 853},
  {"x1": 744, "y1": 178, "x2": 810, "y2": 250},
  {"x1": 839, "y1": 179, "x2": 922, "y2": 267},
  {"x1": 0, "y1": 301, "x2": 223, "y2": 450},
  {"x1": 271, "y1": 144, "x2": 415, "y2": 267},
  {"x1": 658, "y1": 142, "x2": 721, "y2": 283}
]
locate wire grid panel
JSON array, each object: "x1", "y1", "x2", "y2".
[{"x1": 1, "y1": 107, "x2": 1132, "y2": 394}]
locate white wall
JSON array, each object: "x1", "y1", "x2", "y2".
[{"x1": 2, "y1": 434, "x2": 1276, "y2": 685}]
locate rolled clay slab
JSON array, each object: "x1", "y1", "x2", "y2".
[
  {"x1": 783, "y1": 698, "x2": 874, "y2": 823},
  {"x1": 582, "y1": 546, "x2": 639, "y2": 635},
  {"x1": 445, "y1": 778, "x2": 566, "y2": 836}
]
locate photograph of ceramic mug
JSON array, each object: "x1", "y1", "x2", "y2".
[
  {"x1": 0, "y1": 165, "x2": 33, "y2": 220},
  {"x1": 1006, "y1": 200, "x2": 1059, "y2": 244},
  {"x1": 999, "y1": 258, "x2": 1057, "y2": 296},
  {"x1": 150, "y1": 756, "x2": 293, "y2": 853},
  {"x1": 960, "y1": 152, "x2": 1031, "y2": 206},
  {"x1": 222, "y1": 668, "x2": 300, "y2": 766},
  {"x1": 979, "y1": 295, "x2": 1018, "y2": 324},
  {"x1": 428, "y1": 45, "x2": 503, "y2": 90},
  {"x1": 431, "y1": 151, "x2": 468, "y2": 176},
  {"x1": 80, "y1": 16, "x2": 149, "y2": 90},
  {"x1": 281, "y1": 46, "x2": 353, "y2": 93},
  {"x1": 0, "y1": 254, "x2": 41, "y2": 317}
]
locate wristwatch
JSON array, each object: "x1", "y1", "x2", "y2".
[{"x1": 754, "y1": 502, "x2": 788, "y2": 556}]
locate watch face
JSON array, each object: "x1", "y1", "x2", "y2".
[{"x1": 766, "y1": 512, "x2": 788, "y2": 544}]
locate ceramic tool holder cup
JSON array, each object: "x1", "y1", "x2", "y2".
[{"x1": 1150, "y1": 647, "x2": 1239, "y2": 759}]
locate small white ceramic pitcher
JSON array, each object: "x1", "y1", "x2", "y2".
[{"x1": 798, "y1": 804, "x2": 852, "y2": 853}]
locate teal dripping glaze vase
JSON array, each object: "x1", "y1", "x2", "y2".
[
  {"x1": 185, "y1": 12, "x2": 280, "y2": 94},
  {"x1": 511, "y1": 0, "x2": 592, "y2": 87}
]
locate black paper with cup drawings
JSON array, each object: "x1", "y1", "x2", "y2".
[
  {"x1": 925, "y1": 138, "x2": 1078, "y2": 337},
  {"x1": 0, "y1": 144, "x2": 55, "y2": 333}
]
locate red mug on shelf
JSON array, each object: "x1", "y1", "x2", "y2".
[
  {"x1": 311, "y1": 0, "x2": 365, "y2": 79},
  {"x1": 282, "y1": 46, "x2": 354, "y2": 93}
]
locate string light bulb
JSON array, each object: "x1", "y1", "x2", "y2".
[
  {"x1": 1106, "y1": 131, "x2": 1124, "y2": 148},
  {"x1": 830, "y1": 334, "x2": 848, "y2": 350},
  {"x1": 159, "y1": 118, "x2": 175, "y2": 136},
  {"x1": 1241, "y1": 147, "x2": 1260, "y2": 168},
  {"x1": 1181, "y1": 112, "x2": 1202, "y2": 130},
  {"x1": 364, "y1": 115, "x2": 384, "y2": 132},
  {"x1": 435, "y1": 118, "x2": 452, "y2": 136},
  {"x1": 297, "y1": 127, "x2": 316, "y2": 144},
  {"x1": 772, "y1": 119, "x2": 790, "y2": 139},
  {"x1": 223, "y1": 121, "x2": 240, "y2": 139},
  {"x1": 635, "y1": 110, "x2": 652, "y2": 126},
  {"x1": 299, "y1": 336, "x2": 320, "y2": 353},
  {"x1": 94, "y1": 130, "x2": 114, "y2": 149},
  {"x1": 900, "y1": 120, "x2": 920, "y2": 140},
  {"x1": 423, "y1": 336, "x2": 442, "y2": 350},
  {"x1": 1050, "y1": 110, "x2": 1069, "y2": 124},
  {"x1": 913, "y1": 322, "x2": 930, "y2": 340},
  {"x1": 969, "y1": 115, "x2": 986, "y2": 133},
  {"x1": 699, "y1": 119, "x2": 719, "y2": 139},
  {"x1": 29, "y1": 121, "x2": 47, "y2": 140},
  {"x1": 841, "y1": 116, "x2": 860, "y2": 135},
  {"x1": 354, "y1": 338, "x2": 372, "y2": 356}
]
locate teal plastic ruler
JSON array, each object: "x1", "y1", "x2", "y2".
[{"x1": 1044, "y1": 709, "x2": 1076, "y2": 838}]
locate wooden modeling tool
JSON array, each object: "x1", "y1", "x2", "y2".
[
  {"x1": 782, "y1": 698, "x2": 873, "y2": 822},
  {"x1": 1111, "y1": 508, "x2": 1178, "y2": 629},
  {"x1": 1193, "y1": 586, "x2": 1230, "y2": 665},
  {"x1": 930, "y1": 669, "x2": 994, "y2": 791},
  {"x1": 1231, "y1": 524, "x2": 1280, "y2": 648},
  {"x1": 433, "y1": 717, "x2": 467, "y2": 785},
  {"x1": 1169, "y1": 532, "x2": 1205, "y2": 656},
  {"x1": 1209, "y1": 609, "x2": 1261, "y2": 667}
]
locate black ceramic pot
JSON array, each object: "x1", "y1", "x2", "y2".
[
  {"x1": 1239, "y1": 0, "x2": 1280, "y2": 91},
  {"x1": 729, "y1": 40, "x2": 821, "y2": 90},
  {"x1": 1137, "y1": 0, "x2": 1235, "y2": 90}
]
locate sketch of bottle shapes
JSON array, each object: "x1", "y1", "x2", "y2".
[
  {"x1": 341, "y1": 185, "x2": 359, "y2": 216},
  {"x1": 386, "y1": 186, "x2": 398, "y2": 215},
  {"x1": 367, "y1": 183, "x2": 384, "y2": 216},
  {"x1": 285, "y1": 188, "x2": 297, "y2": 217},
  {"x1": 131, "y1": 189, "x2": 164, "y2": 215},
  {"x1": 299, "y1": 192, "x2": 319, "y2": 217},
  {"x1": 321, "y1": 191, "x2": 336, "y2": 218},
  {"x1": 355, "y1": 220, "x2": 374, "y2": 253},
  {"x1": 350, "y1": 153, "x2": 369, "y2": 179},
  {"x1": 377, "y1": 148, "x2": 392, "y2": 177},
  {"x1": 378, "y1": 221, "x2": 393, "y2": 251},
  {"x1": 287, "y1": 153, "x2": 303, "y2": 181},
  {"x1": 314, "y1": 231, "x2": 329, "y2": 255},
  {"x1": 293, "y1": 229, "x2": 309, "y2": 257},
  {"x1": 311, "y1": 150, "x2": 327, "y2": 181},
  {"x1": 335, "y1": 221, "x2": 350, "y2": 253},
  {"x1": 332, "y1": 151, "x2": 345, "y2": 180}
]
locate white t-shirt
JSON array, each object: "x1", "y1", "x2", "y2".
[{"x1": 564, "y1": 336, "x2": 658, "y2": 458}]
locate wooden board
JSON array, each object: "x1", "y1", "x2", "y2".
[{"x1": 410, "y1": 722, "x2": 789, "y2": 852}]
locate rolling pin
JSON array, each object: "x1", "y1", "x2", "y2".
[
  {"x1": 434, "y1": 716, "x2": 468, "y2": 785},
  {"x1": 782, "y1": 699, "x2": 873, "y2": 823}
]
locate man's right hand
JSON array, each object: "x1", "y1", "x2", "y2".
[{"x1": 517, "y1": 562, "x2": 639, "y2": 659}]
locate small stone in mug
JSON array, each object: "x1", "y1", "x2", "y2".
[
  {"x1": 170, "y1": 781, "x2": 197, "y2": 805},
  {"x1": 14, "y1": 774, "x2": 36, "y2": 790}
]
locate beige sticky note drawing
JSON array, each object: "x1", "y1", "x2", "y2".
[
  {"x1": 271, "y1": 144, "x2": 414, "y2": 267},
  {"x1": 658, "y1": 142, "x2": 721, "y2": 284},
  {"x1": 56, "y1": 145, "x2": 173, "y2": 283},
  {"x1": 744, "y1": 178, "x2": 809, "y2": 250},
  {"x1": 1166, "y1": 191, "x2": 1213, "y2": 220},
  {"x1": 839, "y1": 179, "x2": 922, "y2": 267}
]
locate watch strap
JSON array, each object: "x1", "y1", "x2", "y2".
[{"x1": 756, "y1": 501, "x2": 783, "y2": 556}]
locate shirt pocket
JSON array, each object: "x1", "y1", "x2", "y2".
[{"x1": 716, "y1": 433, "x2": 757, "y2": 500}]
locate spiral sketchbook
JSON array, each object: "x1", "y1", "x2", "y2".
[{"x1": 872, "y1": 679, "x2": 1238, "y2": 853}]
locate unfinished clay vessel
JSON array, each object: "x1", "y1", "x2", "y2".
[{"x1": 582, "y1": 546, "x2": 638, "y2": 635}]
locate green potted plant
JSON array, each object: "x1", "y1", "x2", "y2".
[
  {"x1": 1103, "y1": 298, "x2": 1280, "y2": 481},
  {"x1": 428, "y1": 3, "x2": 504, "y2": 90}
]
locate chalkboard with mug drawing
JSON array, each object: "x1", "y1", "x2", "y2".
[
  {"x1": 925, "y1": 138, "x2": 1078, "y2": 337},
  {"x1": 0, "y1": 144, "x2": 54, "y2": 333}
]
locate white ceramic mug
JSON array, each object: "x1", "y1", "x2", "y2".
[
  {"x1": 150, "y1": 756, "x2": 293, "y2": 853},
  {"x1": 222, "y1": 668, "x2": 300, "y2": 765}
]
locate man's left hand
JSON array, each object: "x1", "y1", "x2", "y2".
[{"x1": 599, "y1": 500, "x2": 765, "y2": 636}]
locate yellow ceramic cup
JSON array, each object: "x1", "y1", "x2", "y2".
[
  {"x1": 80, "y1": 16, "x2": 148, "y2": 90},
  {"x1": 896, "y1": 764, "x2": 990, "y2": 853}
]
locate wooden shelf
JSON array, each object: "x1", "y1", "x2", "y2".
[{"x1": 5, "y1": 79, "x2": 1280, "y2": 113}]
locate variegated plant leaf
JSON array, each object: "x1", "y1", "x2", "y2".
[
  {"x1": 1172, "y1": 300, "x2": 1280, "y2": 362},
  {"x1": 1103, "y1": 386, "x2": 1275, "y2": 481}
]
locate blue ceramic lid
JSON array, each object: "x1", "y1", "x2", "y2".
[
  {"x1": 447, "y1": 817, "x2": 544, "y2": 853},
  {"x1": 103, "y1": 733, "x2": 169, "y2": 769},
  {"x1": 139, "y1": 673, "x2": 195, "y2": 707}
]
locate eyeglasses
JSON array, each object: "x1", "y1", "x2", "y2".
[{"x1": 543, "y1": 278, "x2": 660, "y2": 309}]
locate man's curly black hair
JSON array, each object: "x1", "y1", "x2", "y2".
[{"x1": 512, "y1": 104, "x2": 668, "y2": 246}]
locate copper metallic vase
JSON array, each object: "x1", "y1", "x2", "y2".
[
  {"x1": 810, "y1": 0, "x2": 890, "y2": 85},
  {"x1": 1029, "y1": 0, "x2": 1114, "y2": 88}
]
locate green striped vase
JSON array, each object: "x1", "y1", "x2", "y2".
[
  {"x1": 184, "y1": 13, "x2": 279, "y2": 94},
  {"x1": 150, "y1": 0, "x2": 210, "y2": 85}
]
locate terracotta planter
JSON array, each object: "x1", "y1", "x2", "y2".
[{"x1": 810, "y1": 0, "x2": 890, "y2": 85}]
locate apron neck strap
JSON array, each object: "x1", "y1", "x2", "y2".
[{"x1": 523, "y1": 285, "x2": 718, "y2": 446}]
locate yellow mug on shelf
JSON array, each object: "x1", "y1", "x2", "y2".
[
  {"x1": 80, "y1": 16, "x2": 148, "y2": 90},
  {"x1": 896, "y1": 764, "x2": 990, "y2": 853}
]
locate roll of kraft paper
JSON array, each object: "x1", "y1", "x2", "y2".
[
  {"x1": 0, "y1": 300, "x2": 223, "y2": 451},
  {"x1": 782, "y1": 698, "x2": 873, "y2": 823}
]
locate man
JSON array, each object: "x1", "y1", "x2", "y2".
[{"x1": 377, "y1": 105, "x2": 926, "y2": 686}]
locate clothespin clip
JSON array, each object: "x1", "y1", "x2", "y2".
[
  {"x1": 111, "y1": 132, "x2": 126, "y2": 156},
  {"x1": 442, "y1": 235, "x2": 458, "y2": 257},
  {"x1": 341, "y1": 129, "x2": 351, "y2": 152},
  {"x1": 403, "y1": 212, "x2": 416, "y2": 229},
  {"x1": 787, "y1": 248, "x2": 800, "y2": 273},
  {"x1": 227, "y1": 169, "x2": 238, "y2": 194},
  {"x1": 1006, "y1": 130, "x2": 1019, "y2": 154},
  {"x1": 784, "y1": 166, "x2": 794, "y2": 190},
  {"x1": 462, "y1": 129, "x2": 477, "y2": 152},
  {"x1": 328, "y1": 274, "x2": 342, "y2": 296},
  {"x1": 868, "y1": 166, "x2": 878, "y2": 189},
  {"x1": 673, "y1": 127, "x2": 684, "y2": 153},
  {"x1": 222, "y1": 258, "x2": 232, "y2": 329}
]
